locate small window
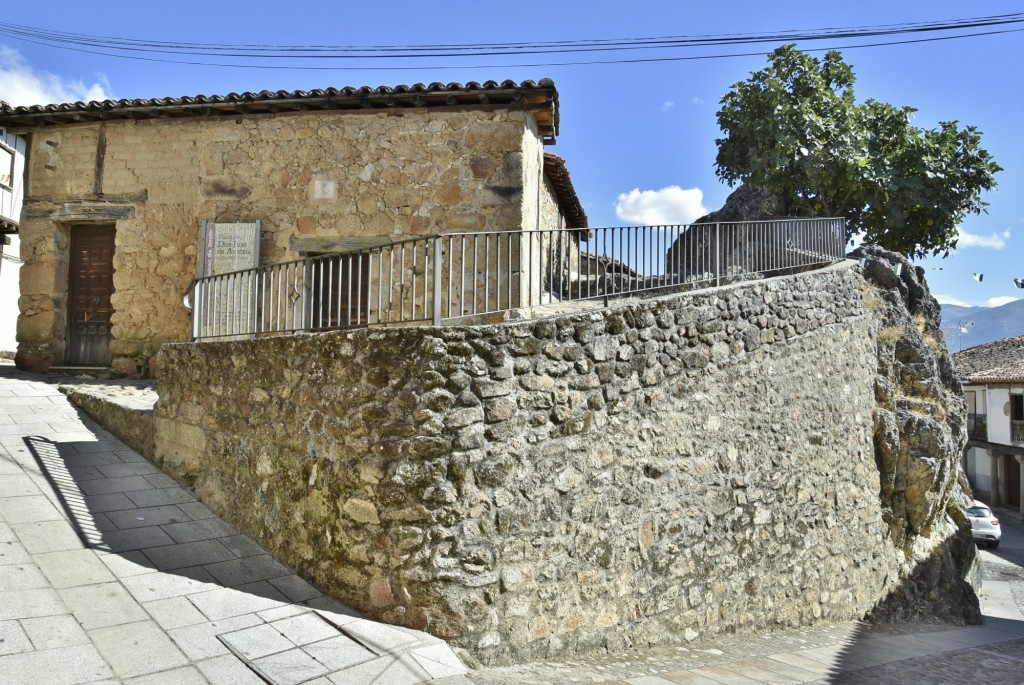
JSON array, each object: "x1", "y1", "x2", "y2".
[{"x1": 0, "y1": 142, "x2": 13, "y2": 189}]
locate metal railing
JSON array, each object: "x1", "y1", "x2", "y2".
[
  {"x1": 186, "y1": 218, "x2": 845, "y2": 341},
  {"x1": 967, "y1": 413, "x2": 987, "y2": 442},
  {"x1": 1013, "y1": 420, "x2": 1024, "y2": 445}
]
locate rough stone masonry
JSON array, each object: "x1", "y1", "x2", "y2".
[{"x1": 153, "y1": 257, "x2": 978, "y2": 665}]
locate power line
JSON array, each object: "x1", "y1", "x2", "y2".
[{"x1": 0, "y1": 14, "x2": 1020, "y2": 70}]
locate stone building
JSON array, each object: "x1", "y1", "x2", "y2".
[
  {"x1": 0, "y1": 79, "x2": 587, "y2": 376},
  {"x1": 955, "y1": 335, "x2": 1024, "y2": 512}
]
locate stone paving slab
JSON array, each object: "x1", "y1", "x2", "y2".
[{"x1": 0, "y1": 364, "x2": 469, "y2": 684}]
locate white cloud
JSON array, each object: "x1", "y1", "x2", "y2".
[
  {"x1": 615, "y1": 186, "x2": 708, "y2": 225},
  {"x1": 984, "y1": 296, "x2": 1020, "y2": 308},
  {"x1": 690, "y1": 97, "x2": 705, "y2": 105},
  {"x1": 957, "y1": 227, "x2": 1011, "y2": 249},
  {"x1": 0, "y1": 46, "x2": 111, "y2": 106},
  {"x1": 661, "y1": 101, "x2": 675, "y2": 113},
  {"x1": 935, "y1": 294, "x2": 971, "y2": 307}
]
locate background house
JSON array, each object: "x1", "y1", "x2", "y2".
[
  {"x1": 954, "y1": 335, "x2": 1024, "y2": 512},
  {"x1": 0, "y1": 119, "x2": 25, "y2": 354},
  {"x1": 0, "y1": 80, "x2": 586, "y2": 377}
]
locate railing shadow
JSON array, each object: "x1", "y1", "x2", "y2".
[{"x1": 22, "y1": 429, "x2": 365, "y2": 619}]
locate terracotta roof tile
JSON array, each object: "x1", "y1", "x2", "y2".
[
  {"x1": 954, "y1": 336, "x2": 1024, "y2": 383},
  {"x1": 0, "y1": 79, "x2": 560, "y2": 142}
]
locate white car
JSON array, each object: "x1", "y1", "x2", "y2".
[{"x1": 966, "y1": 500, "x2": 1001, "y2": 549}]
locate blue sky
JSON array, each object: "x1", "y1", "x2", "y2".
[{"x1": 1, "y1": 0, "x2": 1021, "y2": 314}]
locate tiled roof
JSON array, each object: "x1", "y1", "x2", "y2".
[
  {"x1": 543, "y1": 153, "x2": 587, "y2": 230},
  {"x1": 954, "y1": 336, "x2": 1024, "y2": 384},
  {"x1": 0, "y1": 79, "x2": 559, "y2": 142}
]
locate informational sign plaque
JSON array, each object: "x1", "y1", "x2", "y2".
[{"x1": 197, "y1": 220, "x2": 261, "y2": 338}]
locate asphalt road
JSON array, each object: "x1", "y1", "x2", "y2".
[{"x1": 979, "y1": 505, "x2": 1024, "y2": 603}]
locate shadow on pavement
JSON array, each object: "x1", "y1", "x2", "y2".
[{"x1": 24, "y1": 430, "x2": 357, "y2": 613}]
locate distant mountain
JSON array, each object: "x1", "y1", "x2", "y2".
[{"x1": 939, "y1": 299, "x2": 1024, "y2": 352}]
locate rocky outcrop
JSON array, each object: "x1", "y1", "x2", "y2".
[
  {"x1": 851, "y1": 244, "x2": 980, "y2": 624},
  {"x1": 664, "y1": 184, "x2": 813, "y2": 279},
  {"x1": 692, "y1": 184, "x2": 787, "y2": 224}
]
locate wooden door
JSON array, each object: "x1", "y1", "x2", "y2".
[{"x1": 68, "y1": 226, "x2": 115, "y2": 366}]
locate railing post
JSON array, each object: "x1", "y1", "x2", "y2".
[
  {"x1": 191, "y1": 281, "x2": 202, "y2": 341},
  {"x1": 432, "y1": 235, "x2": 443, "y2": 326},
  {"x1": 715, "y1": 222, "x2": 721, "y2": 288}
]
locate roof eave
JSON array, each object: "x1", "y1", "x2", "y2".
[
  {"x1": 543, "y1": 153, "x2": 587, "y2": 231},
  {"x1": 0, "y1": 79, "x2": 560, "y2": 142}
]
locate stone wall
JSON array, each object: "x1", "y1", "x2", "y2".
[
  {"x1": 15, "y1": 107, "x2": 559, "y2": 375},
  {"x1": 153, "y1": 260, "x2": 975, "y2": 664}
]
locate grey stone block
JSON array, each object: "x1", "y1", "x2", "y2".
[
  {"x1": 167, "y1": 614, "x2": 262, "y2": 660},
  {"x1": 20, "y1": 614, "x2": 91, "y2": 651},
  {"x1": 105, "y1": 505, "x2": 191, "y2": 530},
  {"x1": 220, "y1": 622, "x2": 296, "y2": 659},
  {"x1": 0, "y1": 495, "x2": 66, "y2": 524},
  {"x1": 252, "y1": 648, "x2": 330, "y2": 685},
  {"x1": 271, "y1": 612, "x2": 342, "y2": 646},
  {"x1": 34, "y1": 549, "x2": 117, "y2": 588},
  {"x1": 142, "y1": 539, "x2": 236, "y2": 571},
  {"x1": 78, "y1": 476, "x2": 154, "y2": 497},
  {"x1": 122, "y1": 665, "x2": 210, "y2": 685},
  {"x1": 304, "y1": 635, "x2": 376, "y2": 671},
  {"x1": 189, "y1": 583, "x2": 290, "y2": 621},
  {"x1": 204, "y1": 555, "x2": 292, "y2": 587},
  {"x1": 120, "y1": 565, "x2": 217, "y2": 603},
  {"x1": 0, "y1": 619, "x2": 33, "y2": 655},
  {"x1": 89, "y1": 619, "x2": 189, "y2": 679},
  {"x1": 96, "y1": 461, "x2": 161, "y2": 478},
  {"x1": 0, "y1": 561, "x2": 49, "y2": 591},
  {"x1": 100, "y1": 525, "x2": 176, "y2": 553},
  {"x1": 0, "y1": 643, "x2": 112, "y2": 685},
  {"x1": 143, "y1": 595, "x2": 209, "y2": 630},
  {"x1": 126, "y1": 488, "x2": 196, "y2": 508},
  {"x1": 196, "y1": 653, "x2": 270, "y2": 685},
  {"x1": 269, "y1": 574, "x2": 322, "y2": 603},
  {"x1": 161, "y1": 518, "x2": 239, "y2": 544},
  {"x1": 83, "y1": 492, "x2": 138, "y2": 513},
  {"x1": 58, "y1": 581, "x2": 148, "y2": 629},
  {"x1": 0, "y1": 588, "x2": 66, "y2": 620}
]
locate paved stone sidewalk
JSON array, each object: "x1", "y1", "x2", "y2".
[
  {"x1": 457, "y1": 617, "x2": 1024, "y2": 684},
  {"x1": 0, "y1": 364, "x2": 468, "y2": 685}
]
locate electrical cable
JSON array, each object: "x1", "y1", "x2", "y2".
[{"x1": 0, "y1": 14, "x2": 1020, "y2": 70}]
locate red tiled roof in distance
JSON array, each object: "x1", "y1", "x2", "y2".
[{"x1": 953, "y1": 335, "x2": 1024, "y2": 384}]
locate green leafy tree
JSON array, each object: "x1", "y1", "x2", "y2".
[{"x1": 715, "y1": 44, "x2": 1001, "y2": 259}]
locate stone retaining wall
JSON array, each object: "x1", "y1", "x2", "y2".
[
  {"x1": 61, "y1": 385, "x2": 156, "y2": 460},
  {"x1": 153, "y1": 262, "x2": 912, "y2": 663}
]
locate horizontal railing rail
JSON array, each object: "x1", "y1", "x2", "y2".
[{"x1": 186, "y1": 217, "x2": 846, "y2": 341}]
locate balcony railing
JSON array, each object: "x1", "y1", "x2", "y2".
[
  {"x1": 967, "y1": 413, "x2": 988, "y2": 442},
  {"x1": 1013, "y1": 420, "x2": 1024, "y2": 445},
  {"x1": 185, "y1": 218, "x2": 846, "y2": 341}
]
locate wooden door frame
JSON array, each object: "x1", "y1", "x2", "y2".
[{"x1": 66, "y1": 224, "x2": 116, "y2": 366}]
